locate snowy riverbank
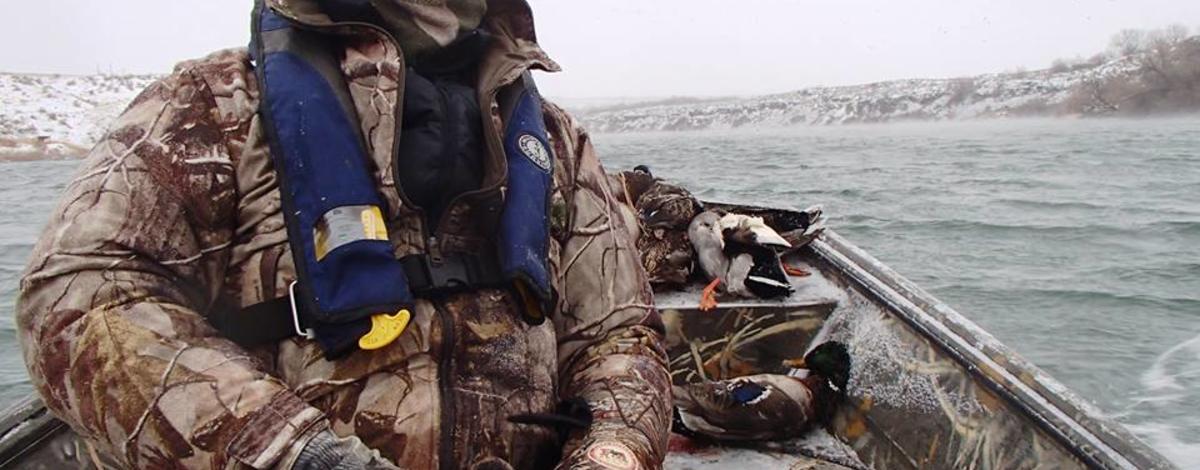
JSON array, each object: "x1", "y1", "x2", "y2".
[
  {"x1": 0, "y1": 72, "x2": 156, "y2": 160},
  {"x1": 0, "y1": 51, "x2": 1160, "y2": 158},
  {"x1": 576, "y1": 56, "x2": 1141, "y2": 132}
]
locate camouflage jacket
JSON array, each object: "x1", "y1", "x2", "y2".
[{"x1": 15, "y1": 0, "x2": 671, "y2": 468}]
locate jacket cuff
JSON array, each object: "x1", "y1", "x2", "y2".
[
  {"x1": 227, "y1": 390, "x2": 327, "y2": 469},
  {"x1": 560, "y1": 352, "x2": 671, "y2": 469},
  {"x1": 557, "y1": 436, "x2": 649, "y2": 470}
]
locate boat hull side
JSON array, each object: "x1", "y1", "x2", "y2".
[{"x1": 810, "y1": 230, "x2": 1174, "y2": 470}]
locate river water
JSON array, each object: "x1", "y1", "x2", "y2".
[{"x1": 1, "y1": 117, "x2": 1197, "y2": 465}]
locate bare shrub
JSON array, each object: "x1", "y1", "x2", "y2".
[
  {"x1": 947, "y1": 78, "x2": 977, "y2": 105},
  {"x1": 1069, "y1": 25, "x2": 1200, "y2": 116},
  {"x1": 1109, "y1": 29, "x2": 1146, "y2": 57}
]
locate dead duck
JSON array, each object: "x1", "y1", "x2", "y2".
[
  {"x1": 611, "y1": 165, "x2": 702, "y2": 230},
  {"x1": 610, "y1": 165, "x2": 658, "y2": 207},
  {"x1": 637, "y1": 179, "x2": 702, "y2": 286},
  {"x1": 673, "y1": 341, "x2": 851, "y2": 441},
  {"x1": 611, "y1": 165, "x2": 703, "y2": 287},
  {"x1": 638, "y1": 229, "x2": 695, "y2": 287},
  {"x1": 688, "y1": 211, "x2": 794, "y2": 310},
  {"x1": 635, "y1": 174, "x2": 702, "y2": 231}
]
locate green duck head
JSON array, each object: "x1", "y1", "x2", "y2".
[{"x1": 804, "y1": 341, "x2": 851, "y2": 394}]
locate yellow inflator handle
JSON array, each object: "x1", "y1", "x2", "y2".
[{"x1": 358, "y1": 310, "x2": 411, "y2": 350}]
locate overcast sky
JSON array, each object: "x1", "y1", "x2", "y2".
[{"x1": 1, "y1": 0, "x2": 1197, "y2": 99}]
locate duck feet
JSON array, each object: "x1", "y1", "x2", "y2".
[
  {"x1": 784, "y1": 264, "x2": 811, "y2": 277},
  {"x1": 699, "y1": 278, "x2": 721, "y2": 311}
]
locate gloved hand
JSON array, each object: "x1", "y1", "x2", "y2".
[{"x1": 281, "y1": 425, "x2": 401, "y2": 470}]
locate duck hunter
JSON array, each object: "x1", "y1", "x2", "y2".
[{"x1": 15, "y1": 0, "x2": 672, "y2": 468}]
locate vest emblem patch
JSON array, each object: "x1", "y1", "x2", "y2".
[{"x1": 518, "y1": 133, "x2": 552, "y2": 172}]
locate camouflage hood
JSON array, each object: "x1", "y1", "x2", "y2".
[{"x1": 266, "y1": 0, "x2": 542, "y2": 58}]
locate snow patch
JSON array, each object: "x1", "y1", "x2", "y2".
[{"x1": 0, "y1": 72, "x2": 157, "y2": 159}]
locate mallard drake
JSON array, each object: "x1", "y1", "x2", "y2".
[
  {"x1": 673, "y1": 341, "x2": 851, "y2": 441},
  {"x1": 688, "y1": 211, "x2": 794, "y2": 310}
]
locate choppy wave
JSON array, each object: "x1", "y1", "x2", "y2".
[
  {"x1": 991, "y1": 198, "x2": 1112, "y2": 211},
  {"x1": 1122, "y1": 333, "x2": 1200, "y2": 466}
]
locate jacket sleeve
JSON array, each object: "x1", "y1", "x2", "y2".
[
  {"x1": 544, "y1": 103, "x2": 673, "y2": 469},
  {"x1": 15, "y1": 67, "x2": 325, "y2": 469}
]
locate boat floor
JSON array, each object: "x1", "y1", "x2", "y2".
[
  {"x1": 654, "y1": 257, "x2": 843, "y2": 310},
  {"x1": 656, "y1": 257, "x2": 869, "y2": 469},
  {"x1": 665, "y1": 429, "x2": 869, "y2": 469}
]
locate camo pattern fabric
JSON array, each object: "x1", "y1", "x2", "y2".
[
  {"x1": 15, "y1": 1, "x2": 671, "y2": 469},
  {"x1": 607, "y1": 172, "x2": 699, "y2": 288},
  {"x1": 370, "y1": 0, "x2": 489, "y2": 58}
]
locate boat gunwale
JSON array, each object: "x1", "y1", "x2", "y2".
[
  {"x1": 0, "y1": 394, "x2": 66, "y2": 469},
  {"x1": 812, "y1": 229, "x2": 1174, "y2": 470}
]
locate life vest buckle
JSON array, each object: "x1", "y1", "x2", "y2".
[{"x1": 401, "y1": 252, "x2": 504, "y2": 296}]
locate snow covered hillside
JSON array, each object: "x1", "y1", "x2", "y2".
[
  {"x1": 0, "y1": 73, "x2": 157, "y2": 160},
  {"x1": 578, "y1": 57, "x2": 1143, "y2": 133},
  {"x1": 0, "y1": 52, "x2": 1154, "y2": 159}
]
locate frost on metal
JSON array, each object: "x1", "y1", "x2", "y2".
[{"x1": 824, "y1": 294, "x2": 983, "y2": 416}]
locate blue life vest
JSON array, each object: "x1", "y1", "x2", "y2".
[{"x1": 243, "y1": 0, "x2": 554, "y2": 358}]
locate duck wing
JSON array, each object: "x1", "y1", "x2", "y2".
[
  {"x1": 638, "y1": 229, "x2": 694, "y2": 287},
  {"x1": 723, "y1": 238, "x2": 794, "y2": 299},
  {"x1": 637, "y1": 181, "x2": 702, "y2": 230},
  {"x1": 673, "y1": 374, "x2": 815, "y2": 441},
  {"x1": 779, "y1": 204, "x2": 827, "y2": 250},
  {"x1": 719, "y1": 214, "x2": 792, "y2": 249},
  {"x1": 745, "y1": 250, "x2": 793, "y2": 299}
]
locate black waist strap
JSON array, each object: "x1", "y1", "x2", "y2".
[
  {"x1": 401, "y1": 251, "x2": 504, "y2": 295},
  {"x1": 209, "y1": 296, "x2": 304, "y2": 346},
  {"x1": 211, "y1": 252, "x2": 506, "y2": 347}
]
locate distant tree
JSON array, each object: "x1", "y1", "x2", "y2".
[
  {"x1": 1161, "y1": 24, "x2": 1190, "y2": 44},
  {"x1": 947, "y1": 78, "x2": 977, "y2": 105},
  {"x1": 1138, "y1": 24, "x2": 1189, "y2": 89},
  {"x1": 1109, "y1": 29, "x2": 1146, "y2": 57},
  {"x1": 1072, "y1": 24, "x2": 1200, "y2": 115}
]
